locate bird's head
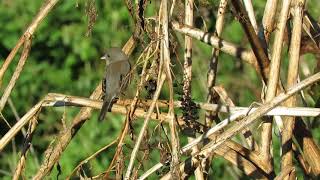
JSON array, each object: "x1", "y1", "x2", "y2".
[{"x1": 101, "y1": 47, "x2": 128, "y2": 65}]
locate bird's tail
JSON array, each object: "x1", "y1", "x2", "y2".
[{"x1": 98, "y1": 97, "x2": 113, "y2": 121}]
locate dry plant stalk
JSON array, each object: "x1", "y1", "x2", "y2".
[
  {"x1": 203, "y1": 5, "x2": 229, "y2": 177},
  {"x1": 182, "y1": 0, "x2": 205, "y2": 179},
  {"x1": 0, "y1": 37, "x2": 32, "y2": 111},
  {"x1": 160, "y1": 0, "x2": 180, "y2": 178},
  {"x1": 281, "y1": 0, "x2": 305, "y2": 179},
  {"x1": 13, "y1": 114, "x2": 39, "y2": 180},
  {"x1": 261, "y1": 0, "x2": 278, "y2": 42},
  {"x1": 3, "y1": 91, "x2": 320, "y2": 152},
  {"x1": 0, "y1": 101, "x2": 43, "y2": 151},
  {"x1": 231, "y1": 0, "x2": 270, "y2": 82},
  {"x1": 206, "y1": 0, "x2": 227, "y2": 126},
  {"x1": 171, "y1": 21, "x2": 262, "y2": 77},
  {"x1": 243, "y1": 0, "x2": 258, "y2": 33},
  {"x1": 212, "y1": 86, "x2": 258, "y2": 150},
  {"x1": 261, "y1": 0, "x2": 292, "y2": 168}
]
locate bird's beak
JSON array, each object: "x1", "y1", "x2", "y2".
[
  {"x1": 101, "y1": 56, "x2": 111, "y2": 65},
  {"x1": 101, "y1": 55, "x2": 111, "y2": 65}
]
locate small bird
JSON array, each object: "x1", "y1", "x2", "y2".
[{"x1": 98, "y1": 47, "x2": 131, "y2": 121}]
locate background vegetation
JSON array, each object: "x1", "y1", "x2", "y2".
[{"x1": 0, "y1": 0, "x2": 319, "y2": 179}]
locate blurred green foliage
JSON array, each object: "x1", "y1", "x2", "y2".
[
  {"x1": 0, "y1": 0, "x2": 319, "y2": 179},
  {"x1": 0, "y1": 1, "x2": 133, "y2": 179}
]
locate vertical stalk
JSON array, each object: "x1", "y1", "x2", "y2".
[
  {"x1": 230, "y1": 0, "x2": 270, "y2": 83},
  {"x1": 161, "y1": 0, "x2": 181, "y2": 178},
  {"x1": 206, "y1": 0, "x2": 228, "y2": 126},
  {"x1": 261, "y1": 0, "x2": 278, "y2": 42},
  {"x1": 261, "y1": 0, "x2": 291, "y2": 167},
  {"x1": 183, "y1": 0, "x2": 203, "y2": 179},
  {"x1": 282, "y1": 0, "x2": 305, "y2": 179},
  {"x1": 243, "y1": 0, "x2": 258, "y2": 33}
]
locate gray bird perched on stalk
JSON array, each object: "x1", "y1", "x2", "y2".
[{"x1": 98, "y1": 47, "x2": 131, "y2": 121}]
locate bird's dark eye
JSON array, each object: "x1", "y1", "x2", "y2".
[{"x1": 107, "y1": 54, "x2": 110, "y2": 58}]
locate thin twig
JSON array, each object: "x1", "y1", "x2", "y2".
[
  {"x1": 8, "y1": 98, "x2": 40, "y2": 168},
  {"x1": 0, "y1": 37, "x2": 32, "y2": 111},
  {"x1": 13, "y1": 113, "x2": 39, "y2": 180},
  {"x1": 67, "y1": 139, "x2": 117, "y2": 179},
  {"x1": 212, "y1": 86, "x2": 259, "y2": 151},
  {"x1": 162, "y1": 72, "x2": 320, "y2": 179},
  {"x1": 171, "y1": 21, "x2": 261, "y2": 77}
]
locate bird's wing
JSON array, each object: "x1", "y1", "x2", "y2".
[{"x1": 99, "y1": 59, "x2": 131, "y2": 121}]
